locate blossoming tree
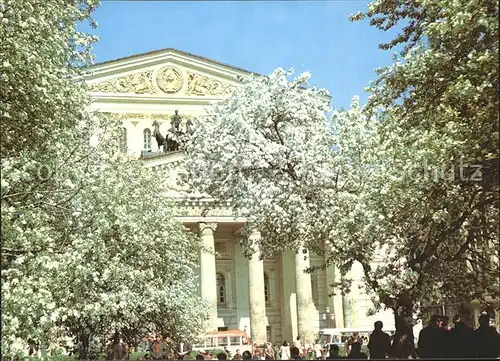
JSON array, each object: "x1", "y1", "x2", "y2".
[
  {"x1": 185, "y1": 65, "x2": 498, "y2": 357},
  {"x1": 351, "y1": 0, "x2": 499, "y2": 354},
  {"x1": 1, "y1": 0, "x2": 207, "y2": 358}
]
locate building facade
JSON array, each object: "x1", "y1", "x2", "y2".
[{"x1": 85, "y1": 48, "x2": 399, "y2": 344}]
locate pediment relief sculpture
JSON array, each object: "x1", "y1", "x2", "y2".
[
  {"x1": 89, "y1": 71, "x2": 155, "y2": 94},
  {"x1": 186, "y1": 72, "x2": 236, "y2": 96},
  {"x1": 89, "y1": 66, "x2": 238, "y2": 96},
  {"x1": 89, "y1": 66, "x2": 186, "y2": 95}
]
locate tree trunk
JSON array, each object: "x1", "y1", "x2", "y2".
[
  {"x1": 77, "y1": 332, "x2": 90, "y2": 360},
  {"x1": 390, "y1": 304, "x2": 416, "y2": 359}
]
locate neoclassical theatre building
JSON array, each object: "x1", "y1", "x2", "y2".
[{"x1": 85, "y1": 48, "x2": 397, "y2": 344}]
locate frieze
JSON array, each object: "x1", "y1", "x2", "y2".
[
  {"x1": 89, "y1": 66, "x2": 186, "y2": 95},
  {"x1": 186, "y1": 72, "x2": 236, "y2": 96},
  {"x1": 89, "y1": 71, "x2": 154, "y2": 94},
  {"x1": 175, "y1": 204, "x2": 236, "y2": 217},
  {"x1": 89, "y1": 68, "x2": 238, "y2": 96},
  {"x1": 104, "y1": 113, "x2": 196, "y2": 121}
]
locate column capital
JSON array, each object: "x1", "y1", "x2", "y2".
[
  {"x1": 247, "y1": 230, "x2": 262, "y2": 256},
  {"x1": 199, "y1": 222, "x2": 217, "y2": 233},
  {"x1": 296, "y1": 247, "x2": 310, "y2": 262}
]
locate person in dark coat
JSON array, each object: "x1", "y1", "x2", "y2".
[
  {"x1": 290, "y1": 346, "x2": 302, "y2": 359},
  {"x1": 472, "y1": 314, "x2": 500, "y2": 358},
  {"x1": 326, "y1": 344, "x2": 343, "y2": 359},
  {"x1": 440, "y1": 315, "x2": 454, "y2": 358},
  {"x1": 389, "y1": 322, "x2": 415, "y2": 359},
  {"x1": 368, "y1": 321, "x2": 391, "y2": 359},
  {"x1": 448, "y1": 314, "x2": 473, "y2": 358},
  {"x1": 232, "y1": 349, "x2": 242, "y2": 360},
  {"x1": 417, "y1": 315, "x2": 445, "y2": 358},
  {"x1": 217, "y1": 352, "x2": 228, "y2": 360},
  {"x1": 346, "y1": 342, "x2": 367, "y2": 359}
]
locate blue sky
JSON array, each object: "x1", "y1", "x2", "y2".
[{"x1": 85, "y1": 1, "x2": 401, "y2": 109}]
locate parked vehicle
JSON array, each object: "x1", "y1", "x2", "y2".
[
  {"x1": 317, "y1": 327, "x2": 395, "y2": 347},
  {"x1": 193, "y1": 330, "x2": 252, "y2": 356}
]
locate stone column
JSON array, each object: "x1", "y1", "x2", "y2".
[
  {"x1": 199, "y1": 222, "x2": 218, "y2": 332},
  {"x1": 332, "y1": 266, "x2": 345, "y2": 328},
  {"x1": 280, "y1": 250, "x2": 297, "y2": 342},
  {"x1": 247, "y1": 230, "x2": 267, "y2": 344},
  {"x1": 343, "y1": 262, "x2": 363, "y2": 328},
  {"x1": 295, "y1": 247, "x2": 315, "y2": 344},
  {"x1": 325, "y1": 252, "x2": 345, "y2": 328}
]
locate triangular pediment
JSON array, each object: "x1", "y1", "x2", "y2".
[{"x1": 84, "y1": 48, "x2": 254, "y2": 97}]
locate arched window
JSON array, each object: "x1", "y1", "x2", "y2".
[
  {"x1": 143, "y1": 128, "x2": 152, "y2": 151},
  {"x1": 121, "y1": 127, "x2": 127, "y2": 153},
  {"x1": 216, "y1": 272, "x2": 226, "y2": 304},
  {"x1": 264, "y1": 273, "x2": 270, "y2": 303}
]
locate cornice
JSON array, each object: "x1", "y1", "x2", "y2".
[
  {"x1": 90, "y1": 93, "x2": 223, "y2": 105},
  {"x1": 85, "y1": 48, "x2": 253, "y2": 80},
  {"x1": 174, "y1": 216, "x2": 246, "y2": 224},
  {"x1": 178, "y1": 198, "x2": 230, "y2": 207},
  {"x1": 141, "y1": 151, "x2": 186, "y2": 166}
]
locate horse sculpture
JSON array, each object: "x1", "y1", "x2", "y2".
[
  {"x1": 152, "y1": 111, "x2": 193, "y2": 153},
  {"x1": 152, "y1": 120, "x2": 167, "y2": 152},
  {"x1": 165, "y1": 132, "x2": 179, "y2": 152}
]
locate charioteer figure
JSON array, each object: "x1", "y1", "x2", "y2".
[{"x1": 170, "y1": 110, "x2": 181, "y2": 134}]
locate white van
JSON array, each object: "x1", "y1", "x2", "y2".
[
  {"x1": 193, "y1": 330, "x2": 253, "y2": 355},
  {"x1": 317, "y1": 327, "x2": 396, "y2": 347}
]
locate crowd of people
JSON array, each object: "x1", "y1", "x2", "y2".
[
  {"x1": 417, "y1": 314, "x2": 500, "y2": 359},
  {"x1": 106, "y1": 314, "x2": 500, "y2": 360}
]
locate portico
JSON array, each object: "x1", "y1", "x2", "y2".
[{"x1": 176, "y1": 214, "x2": 321, "y2": 344}]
